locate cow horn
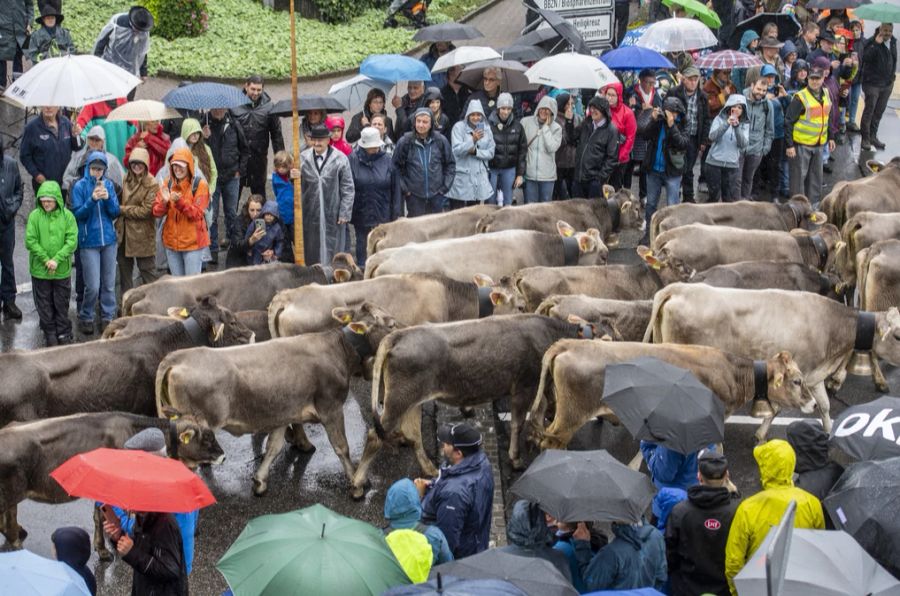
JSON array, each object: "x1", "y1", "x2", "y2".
[{"x1": 212, "y1": 322, "x2": 224, "y2": 343}]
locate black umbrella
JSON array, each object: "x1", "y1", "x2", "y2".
[
  {"x1": 806, "y1": 0, "x2": 871, "y2": 9},
  {"x1": 523, "y1": 0, "x2": 592, "y2": 55},
  {"x1": 729, "y1": 13, "x2": 801, "y2": 49},
  {"x1": 602, "y1": 357, "x2": 726, "y2": 455},
  {"x1": 413, "y1": 22, "x2": 484, "y2": 42},
  {"x1": 162, "y1": 82, "x2": 247, "y2": 110},
  {"x1": 830, "y1": 395, "x2": 900, "y2": 461},
  {"x1": 270, "y1": 94, "x2": 346, "y2": 117},
  {"x1": 431, "y1": 550, "x2": 578, "y2": 596},
  {"x1": 499, "y1": 44, "x2": 549, "y2": 63},
  {"x1": 824, "y1": 457, "x2": 900, "y2": 578},
  {"x1": 384, "y1": 573, "x2": 527, "y2": 595},
  {"x1": 510, "y1": 449, "x2": 656, "y2": 523},
  {"x1": 513, "y1": 27, "x2": 561, "y2": 48}
]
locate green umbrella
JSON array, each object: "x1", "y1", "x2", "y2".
[
  {"x1": 217, "y1": 504, "x2": 411, "y2": 596},
  {"x1": 662, "y1": 0, "x2": 722, "y2": 28},
  {"x1": 853, "y1": 2, "x2": 900, "y2": 22}
]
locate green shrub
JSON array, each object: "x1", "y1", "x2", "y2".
[{"x1": 143, "y1": 0, "x2": 210, "y2": 40}]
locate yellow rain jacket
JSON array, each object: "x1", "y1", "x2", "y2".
[
  {"x1": 724, "y1": 439, "x2": 825, "y2": 594},
  {"x1": 386, "y1": 528, "x2": 433, "y2": 584}
]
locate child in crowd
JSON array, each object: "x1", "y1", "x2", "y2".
[
  {"x1": 25, "y1": 1, "x2": 76, "y2": 63},
  {"x1": 326, "y1": 115, "x2": 352, "y2": 156},
  {"x1": 244, "y1": 201, "x2": 284, "y2": 265},
  {"x1": 271, "y1": 150, "x2": 300, "y2": 263}
]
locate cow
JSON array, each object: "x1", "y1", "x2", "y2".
[
  {"x1": 103, "y1": 310, "x2": 271, "y2": 341},
  {"x1": 350, "y1": 314, "x2": 608, "y2": 496},
  {"x1": 0, "y1": 296, "x2": 254, "y2": 428},
  {"x1": 475, "y1": 189, "x2": 641, "y2": 244},
  {"x1": 156, "y1": 303, "x2": 398, "y2": 498},
  {"x1": 529, "y1": 341, "x2": 807, "y2": 450},
  {"x1": 365, "y1": 222, "x2": 607, "y2": 283},
  {"x1": 649, "y1": 195, "x2": 825, "y2": 241},
  {"x1": 514, "y1": 257, "x2": 693, "y2": 312},
  {"x1": 688, "y1": 261, "x2": 843, "y2": 299},
  {"x1": 269, "y1": 273, "x2": 522, "y2": 338},
  {"x1": 122, "y1": 253, "x2": 362, "y2": 316},
  {"x1": 833, "y1": 211, "x2": 900, "y2": 289},
  {"x1": 821, "y1": 157, "x2": 900, "y2": 230},
  {"x1": 367, "y1": 204, "x2": 499, "y2": 255},
  {"x1": 648, "y1": 223, "x2": 841, "y2": 273},
  {"x1": 855, "y1": 240, "x2": 900, "y2": 392},
  {"x1": 537, "y1": 295, "x2": 652, "y2": 341},
  {"x1": 0, "y1": 413, "x2": 222, "y2": 555},
  {"x1": 643, "y1": 283, "x2": 900, "y2": 437}
]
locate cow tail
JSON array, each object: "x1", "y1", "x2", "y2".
[
  {"x1": 642, "y1": 286, "x2": 674, "y2": 343},
  {"x1": 535, "y1": 296, "x2": 559, "y2": 317},
  {"x1": 857, "y1": 247, "x2": 872, "y2": 310},
  {"x1": 155, "y1": 360, "x2": 174, "y2": 417},
  {"x1": 367, "y1": 225, "x2": 385, "y2": 257},
  {"x1": 528, "y1": 343, "x2": 559, "y2": 443},
  {"x1": 649, "y1": 211, "x2": 661, "y2": 244},
  {"x1": 121, "y1": 288, "x2": 142, "y2": 316},
  {"x1": 268, "y1": 305, "x2": 284, "y2": 339},
  {"x1": 371, "y1": 341, "x2": 389, "y2": 440},
  {"x1": 475, "y1": 215, "x2": 491, "y2": 234}
]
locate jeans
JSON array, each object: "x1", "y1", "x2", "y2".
[
  {"x1": 646, "y1": 170, "x2": 682, "y2": 228},
  {"x1": 614, "y1": 0, "x2": 630, "y2": 47},
  {"x1": 354, "y1": 224, "x2": 372, "y2": 268},
  {"x1": 79, "y1": 243, "x2": 118, "y2": 322},
  {"x1": 0, "y1": 220, "x2": 16, "y2": 303},
  {"x1": 33, "y1": 276, "x2": 72, "y2": 339},
  {"x1": 736, "y1": 153, "x2": 763, "y2": 200},
  {"x1": 789, "y1": 144, "x2": 824, "y2": 205},
  {"x1": 209, "y1": 176, "x2": 240, "y2": 252},
  {"x1": 242, "y1": 153, "x2": 268, "y2": 196},
  {"x1": 166, "y1": 248, "x2": 205, "y2": 276},
  {"x1": 705, "y1": 164, "x2": 738, "y2": 203},
  {"x1": 405, "y1": 195, "x2": 444, "y2": 217},
  {"x1": 681, "y1": 140, "x2": 700, "y2": 202},
  {"x1": 862, "y1": 84, "x2": 892, "y2": 142},
  {"x1": 489, "y1": 167, "x2": 517, "y2": 206},
  {"x1": 446, "y1": 199, "x2": 472, "y2": 211},
  {"x1": 759, "y1": 138, "x2": 784, "y2": 199},
  {"x1": 554, "y1": 167, "x2": 575, "y2": 200},
  {"x1": 523, "y1": 180, "x2": 554, "y2": 203},
  {"x1": 849, "y1": 82, "x2": 862, "y2": 125},
  {"x1": 117, "y1": 244, "x2": 158, "y2": 297}
]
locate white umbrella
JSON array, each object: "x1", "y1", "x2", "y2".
[
  {"x1": 635, "y1": 17, "x2": 718, "y2": 52},
  {"x1": 328, "y1": 74, "x2": 395, "y2": 112},
  {"x1": 525, "y1": 52, "x2": 617, "y2": 90},
  {"x1": 3, "y1": 54, "x2": 140, "y2": 108},
  {"x1": 106, "y1": 99, "x2": 181, "y2": 122},
  {"x1": 431, "y1": 46, "x2": 502, "y2": 73}
]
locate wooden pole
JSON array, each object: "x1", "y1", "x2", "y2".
[{"x1": 290, "y1": 0, "x2": 305, "y2": 265}]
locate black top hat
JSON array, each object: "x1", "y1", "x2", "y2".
[
  {"x1": 308, "y1": 124, "x2": 331, "y2": 139},
  {"x1": 36, "y1": 0, "x2": 64, "y2": 24},
  {"x1": 129, "y1": 6, "x2": 155, "y2": 32}
]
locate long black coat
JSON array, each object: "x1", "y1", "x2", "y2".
[
  {"x1": 230, "y1": 91, "x2": 285, "y2": 156},
  {"x1": 207, "y1": 114, "x2": 249, "y2": 180},
  {"x1": 487, "y1": 111, "x2": 527, "y2": 174},
  {"x1": 0, "y1": 0, "x2": 32, "y2": 60},
  {"x1": 121, "y1": 513, "x2": 188, "y2": 596},
  {"x1": 349, "y1": 147, "x2": 401, "y2": 228},
  {"x1": 574, "y1": 118, "x2": 619, "y2": 185}
]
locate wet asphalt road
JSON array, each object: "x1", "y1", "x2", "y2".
[{"x1": 2, "y1": 107, "x2": 899, "y2": 595}]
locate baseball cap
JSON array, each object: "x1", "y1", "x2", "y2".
[
  {"x1": 681, "y1": 66, "x2": 701, "y2": 78},
  {"x1": 698, "y1": 449, "x2": 728, "y2": 479},
  {"x1": 760, "y1": 64, "x2": 778, "y2": 78},
  {"x1": 807, "y1": 68, "x2": 825, "y2": 79},
  {"x1": 437, "y1": 423, "x2": 482, "y2": 449}
]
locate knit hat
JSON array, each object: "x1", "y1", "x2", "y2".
[
  {"x1": 497, "y1": 92, "x2": 514, "y2": 109},
  {"x1": 555, "y1": 91, "x2": 571, "y2": 114}
]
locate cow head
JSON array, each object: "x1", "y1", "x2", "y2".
[
  {"x1": 786, "y1": 195, "x2": 827, "y2": 230},
  {"x1": 332, "y1": 302, "x2": 401, "y2": 378},
  {"x1": 331, "y1": 252, "x2": 364, "y2": 283},
  {"x1": 167, "y1": 295, "x2": 255, "y2": 346},
  {"x1": 160, "y1": 408, "x2": 226, "y2": 469},
  {"x1": 608, "y1": 187, "x2": 641, "y2": 232},
  {"x1": 764, "y1": 352, "x2": 811, "y2": 413},
  {"x1": 473, "y1": 274, "x2": 525, "y2": 313},
  {"x1": 874, "y1": 307, "x2": 900, "y2": 365},
  {"x1": 566, "y1": 314, "x2": 622, "y2": 341},
  {"x1": 557, "y1": 220, "x2": 608, "y2": 265},
  {"x1": 791, "y1": 223, "x2": 841, "y2": 271},
  {"x1": 636, "y1": 245, "x2": 695, "y2": 284}
]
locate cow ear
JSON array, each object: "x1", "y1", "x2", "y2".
[
  {"x1": 866, "y1": 159, "x2": 883, "y2": 173},
  {"x1": 167, "y1": 307, "x2": 190, "y2": 319},
  {"x1": 348, "y1": 322, "x2": 369, "y2": 335},
  {"x1": 333, "y1": 268, "x2": 352, "y2": 283},
  {"x1": 473, "y1": 273, "x2": 494, "y2": 287},
  {"x1": 566, "y1": 314, "x2": 588, "y2": 325},
  {"x1": 620, "y1": 200, "x2": 632, "y2": 213},
  {"x1": 331, "y1": 307, "x2": 354, "y2": 324},
  {"x1": 602, "y1": 184, "x2": 614, "y2": 199},
  {"x1": 161, "y1": 406, "x2": 180, "y2": 420},
  {"x1": 809, "y1": 211, "x2": 827, "y2": 225},
  {"x1": 577, "y1": 233, "x2": 596, "y2": 253},
  {"x1": 636, "y1": 246, "x2": 661, "y2": 268},
  {"x1": 557, "y1": 220, "x2": 575, "y2": 238},
  {"x1": 777, "y1": 351, "x2": 793, "y2": 365},
  {"x1": 179, "y1": 429, "x2": 195, "y2": 445},
  {"x1": 489, "y1": 291, "x2": 507, "y2": 306}
]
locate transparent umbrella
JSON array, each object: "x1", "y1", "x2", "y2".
[
  {"x1": 525, "y1": 52, "x2": 618, "y2": 90},
  {"x1": 635, "y1": 18, "x2": 718, "y2": 52}
]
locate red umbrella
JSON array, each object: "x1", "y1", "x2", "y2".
[
  {"x1": 50, "y1": 448, "x2": 216, "y2": 513},
  {"x1": 695, "y1": 50, "x2": 763, "y2": 70}
]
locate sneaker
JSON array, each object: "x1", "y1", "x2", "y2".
[
  {"x1": 861, "y1": 139, "x2": 873, "y2": 151},
  {"x1": 44, "y1": 333, "x2": 59, "y2": 347},
  {"x1": 873, "y1": 138, "x2": 886, "y2": 150},
  {"x1": 57, "y1": 334, "x2": 74, "y2": 345},
  {"x1": 2, "y1": 300, "x2": 22, "y2": 320},
  {"x1": 823, "y1": 163, "x2": 833, "y2": 174},
  {"x1": 78, "y1": 320, "x2": 94, "y2": 335},
  {"x1": 847, "y1": 122, "x2": 860, "y2": 133}
]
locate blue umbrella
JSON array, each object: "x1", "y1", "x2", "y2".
[
  {"x1": 360, "y1": 54, "x2": 432, "y2": 83},
  {"x1": 162, "y1": 82, "x2": 248, "y2": 110},
  {"x1": 0, "y1": 550, "x2": 92, "y2": 596},
  {"x1": 384, "y1": 574, "x2": 528, "y2": 595},
  {"x1": 601, "y1": 46, "x2": 675, "y2": 70},
  {"x1": 619, "y1": 25, "x2": 651, "y2": 48}
]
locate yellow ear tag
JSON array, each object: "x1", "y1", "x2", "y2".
[
  {"x1": 179, "y1": 308, "x2": 189, "y2": 318},
  {"x1": 181, "y1": 433, "x2": 191, "y2": 445},
  {"x1": 342, "y1": 314, "x2": 352, "y2": 323}
]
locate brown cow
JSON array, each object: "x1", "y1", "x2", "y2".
[
  {"x1": 529, "y1": 341, "x2": 807, "y2": 449},
  {"x1": 537, "y1": 295, "x2": 652, "y2": 341},
  {"x1": 856, "y1": 240, "x2": 900, "y2": 392},
  {"x1": 688, "y1": 261, "x2": 843, "y2": 299},
  {"x1": 821, "y1": 157, "x2": 900, "y2": 230},
  {"x1": 366, "y1": 204, "x2": 498, "y2": 255},
  {"x1": 103, "y1": 310, "x2": 272, "y2": 341},
  {"x1": 833, "y1": 211, "x2": 900, "y2": 289}
]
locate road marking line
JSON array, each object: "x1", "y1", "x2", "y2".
[{"x1": 498, "y1": 412, "x2": 821, "y2": 426}]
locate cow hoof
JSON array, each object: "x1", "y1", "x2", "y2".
[
  {"x1": 97, "y1": 548, "x2": 114, "y2": 562},
  {"x1": 876, "y1": 382, "x2": 890, "y2": 393},
  {"x1": 459, "y1": 407, "x2": 476, "y2": 418},
  {"x1": 289, "y1": 442, "x2": 316, "y2": 454},
  {"x1": 252, "y1": 479, "x2": 268, "y2": 497},
  {"x1": 511, "y1": 457, "x2": 526, "y2": 471},
  {"x1": 350, "y1": 485, "x2": 366, "y2": 500},
  {"x1": 16, "y1": 527, "x2": 27, "y2": 542}
]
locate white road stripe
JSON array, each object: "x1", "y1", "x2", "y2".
[
  {"x1": 497, "y1": 412, "x2": 821, "y2": 426},
  {"x1": 16, "y1": 282, "x2": 31, "y2": 294}
]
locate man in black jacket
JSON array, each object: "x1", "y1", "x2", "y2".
[
  {"x1": 392, "y1": 80, "x2": 428, "y2": 141},
  {"x1": 573, "y1": 96, "x2": 619, "y2": 199},
  {"x1": 231, "y1": 75, "x2": 285, "y2": 196},
  {"x1": 105, "y1": 511, "x2": 188, "y2": 596},
  {"x1": 668, "y1": 67, "x2": 710, "y2": 203},
  {"x1": 666, "y1": 451, "x2": 740, "y2": 596},
  {"x1": 860, "y1": 23, "x2": 897, "y2": 151},
  {"x1": 206, "y1": 108, "x2": 249, "y2": 261},
  {"x1": 0, "y1": 149, "x2": 22, "y2": 319},
  {"x1": 639, "y1": 96, "x2": 689, "y2": 243}
]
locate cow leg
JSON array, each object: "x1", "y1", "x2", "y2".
[
  {"x1": 826, "y1": 352, "x2": 853, "y2": 393},
  {"x1": 350, "y1": 430, "x2": 382, "y2": 500},
  {"x1": 253, "y1": 427, "x2": 287, "y2": 496},
  {"x1": 872, "y1": 357, "x2": 890, "y2": 393},
  {"x1": 627, "y1": 450, "x2": 643, "y2": 471},
  {"x1": 403, "y1": 404, "x2": 438, "y2": 478},
  {"x1": 284, "y1": 424, "x2": 316, "y2": 453},
  {"x1": 810, "y1": 382, "x2": 833, "y2": 434},
  {"x1": 509, "y1": 392, "x2": 530, "y2": 470},
  {"x1": 317, "y1": 407, "x2": 357, "y2": 487},
  {"x1": 93, "y1": 505, "x2": 113, "y2": 561},
  {"x1": 1, "y1": 505, "x2": 25, "y2": 549}
]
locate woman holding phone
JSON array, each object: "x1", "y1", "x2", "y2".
[
  {"x1": 446, "y1": 99, "x2": 495, "y2": 211},
  {"x1": 705, "y1": 94, "x2": 749, "y2": 203}
]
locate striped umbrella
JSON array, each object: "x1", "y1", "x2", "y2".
[{"x1": 695, "y1": 50, "x2": 764, "y2": 70}]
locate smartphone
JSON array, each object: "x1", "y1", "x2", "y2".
[
  {"x1": 100, "y1": 504, "x2": 122, "y2": 541},
  {"x1": 254, "y1": 219, "x2": 266, "y2": 233},
  {"x1": 475, "y1": 121, "x2": 485, "y2": 132}
]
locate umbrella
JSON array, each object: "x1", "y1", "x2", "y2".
[
  {"x1": 50, "y1": 448, "x2": 216, "y2": 513},
  {"x1": 162, "y1": 82, "x2": 248, "y2": 110},
  {"x1": 824, "y1": 457, "x2": 900, "y2": 579},
  {"x1": 3, "y1": 54, "x2": 140, "y2": 108},
  {"x1": 620, "y1": 25, "x2": 651, "y2": 48},
  {"x1": 499, "y1": 45, "x2": 549, "y2": 63},
  {"x1": 510, "y1": 449, "x2": 656, "y2": 523},
  {"x1": 583, "y1": 590, "x2": 665, "y2": 595},
  {"x1": 328, "y1": 75, "x2": 394, "y2": 112},
  {"x1": 852, "y1": 2, "x2": 900, "y2": 21},
  {"x1": 413, "y1": 22, "x2": 483, "y2": 41},
  {"x1": 694, "y1": 49, "x2": 763, "y2": 69},
  {"x1": 513, "y1": 27, "x2": 561, "y2": 48},
  {"x1": 270, "y1": 94, "x2": 346, "y2": 118},
  {"x1": 431, "y1": 550, "x2": 578, "y2": 596},
  {"x1": 217, "y1": 504, "x2": 409, "y2": 595},
  {"x1": 523, "y1": 0, "x2": 591, "y2": 55},
  {"x1": 662, "y1": 0, "x2": 722, "y2": 28},
  {"x1": 601, "y1": 46, "x2": 675, "y2": 70},
  {"x1": 636, "y1": 18, "x2": 718, "y2": 52},
  {"x1": 105, "y1": 99, "x2": 181, "y2": 122},
  {"x1": 733, "y1": 527, "x2": 900, "y2": 595},
  {"x1": 457, "y1": 60, "x2": 537, "y2": 94},
  {"x1": 384, "y1": 574, "x2": 528, "y2": 595},
  {"x1": 525, "y1": 52, "x2": 618, "y2": 90},
  {"x1": 431, "y1": 46, "x2": 502, "y2": 73},
  {"x1": 360, "y1": 54, "x2": 432, "y2": 83},
  {"x1": 807, "y1": 0, "x2": 871, "y2": 9},
  {"x1": 729, "y1": 13, "x2": 801, "y2": 49},
  {"x1": 830, "y1": 395, "x2": 900, "y2": 461},
  {"x1": 602, "y1": 357, "x2": 726, "y2": 455},
  {"x1": 0, "y1": 550, "x2": 92, "y2": 596}
]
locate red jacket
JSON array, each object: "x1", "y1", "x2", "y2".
[
  {"x1": 600, "y1": 82, "x2": 636, "y2": 164},
  {"x1": 125, "y1": 124, "x2": 171, "y2": 176}
]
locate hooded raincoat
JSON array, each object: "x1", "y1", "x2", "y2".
[
  {"x1": 152, "y1": 147, "x2": 211, "y2": 252},
  {"x1": 447, "y1": 100, "x2": 495, "y2": 203},
  {"x1": 785, "y1": 420, "x2": 844, "y2": 501},
  {"x1": 724, "y1": 440, "x2": 825, "y2": 594},
  {"x1": 384, "y1": 479, "x2": 454, "y2": 566},
  {"x1": 499, "y1": 500, "x2": 573, "y2": 582},
  {"x1": 601, "y1": 82, "x2": 637, "y2": 163},
  {"x1": 63, "y1": 126, "x2": 125, "y2": 194},
  {"x1": 180, "y1": 118, "x2": 217, "y2": 197},
  {"x1": 521, "y1": 95, "x2": 563, "y2": 181},
  {"x1": 25, "y1": 181, "x2": 77, "y2": 280},
  {"x1": 116, "y1": 149, "x2": 159, "y2": 258},
  {"x1": 574, "y1": 98, "x2": 619, "y2": 185},
  {"x1": 51, "y1": 527, "x2": 96, "y2": 595},
  {"x1": 707, "y1": 94, "x2": 750, "y2": 168},
  {"x1": 299, "y1": 143, "x2": 355, "y2": 265},
  {"x1": 92, "y1": 12, "x2": 151, "y2": 77},
  {"x1": 244, "y1": 200, "x2": 284, "y2": 264},
  {"x1": 734, "y1": 30, "x2": 761, "y2": 91},
  {"x1": 576, "y1": 522, "x2": 667, "y2": 592},
  {"x1": 71, "y1": 151, "x2": 121, "y2": 250}
]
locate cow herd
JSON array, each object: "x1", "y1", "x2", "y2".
[{"x1": 2, "y1": 163, "x2": 900, "y2": 560}]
